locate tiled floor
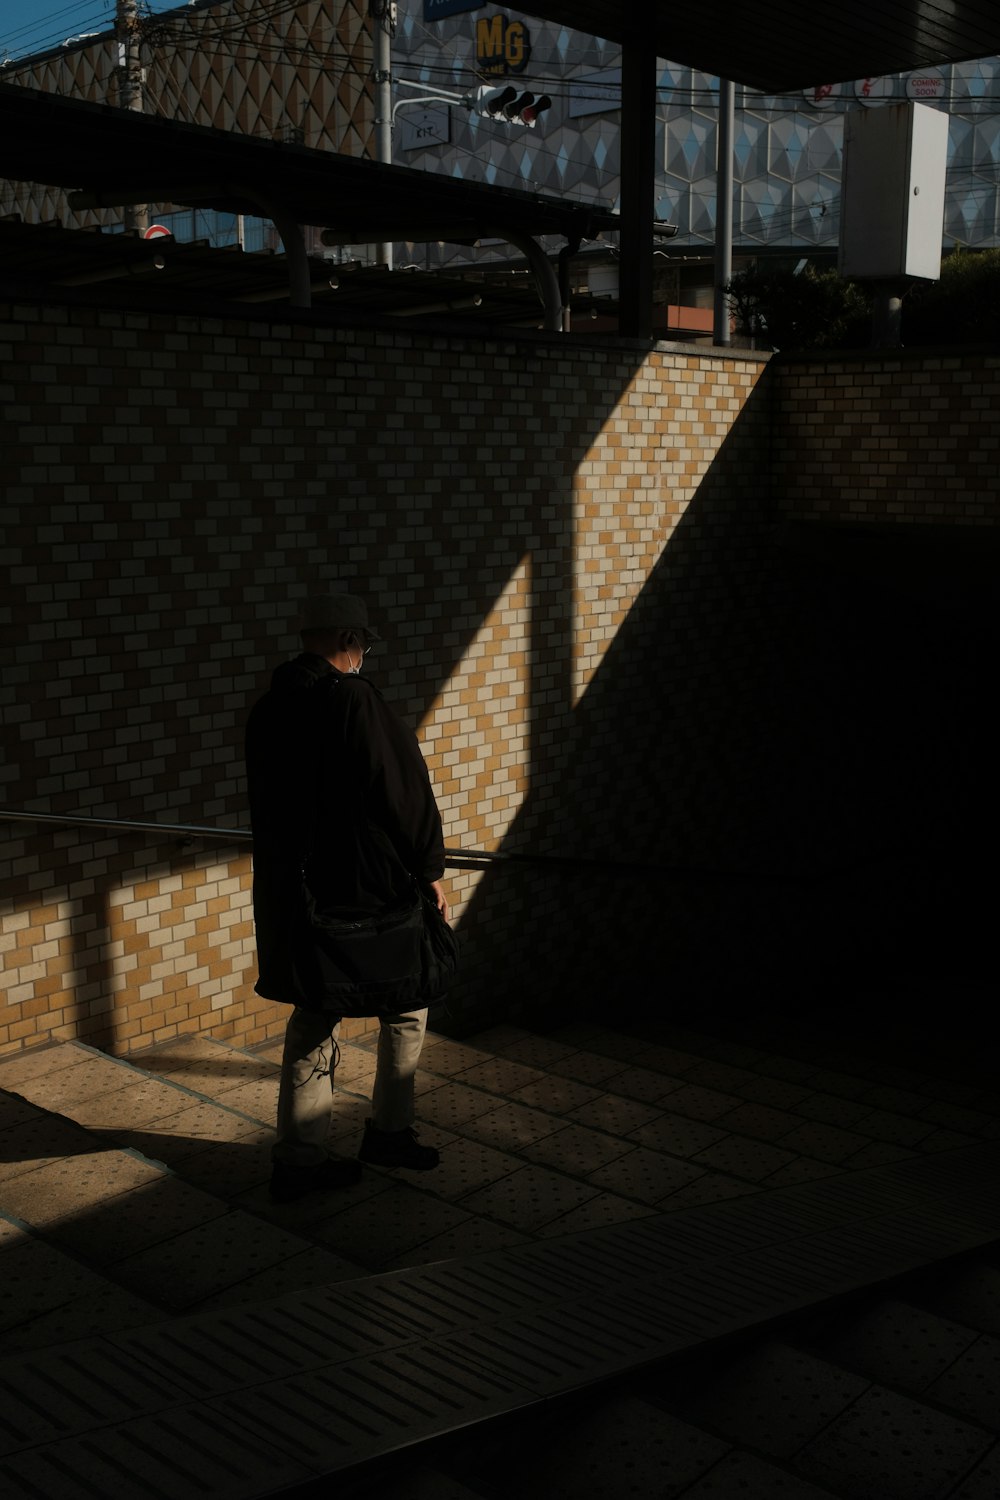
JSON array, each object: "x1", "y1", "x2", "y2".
[
  {"x1": 3, "y1": 1014, "x2": 1000, "y2": 1499},
  {"x1": 3, "y1": 1013, "x2": 1000, "y2": 1333}
]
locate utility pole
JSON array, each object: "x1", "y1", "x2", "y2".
[
  {"x1": 714, "y1": 77, "x2": 734, "y2": 347},
  {"x1": 369, "y1": 0, "x2": 396, "y2": 269},
  {"x1": 115, "y1": 0, "x2": 147, "y2": 233}
]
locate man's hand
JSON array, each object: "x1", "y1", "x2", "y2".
[{"x1": 428, "y1": 879, "x2": 450, "y2": 922}]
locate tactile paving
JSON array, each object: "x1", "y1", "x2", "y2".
[{"x1": 2, "y1": 1138, "x2": 999, "y2": 1490}]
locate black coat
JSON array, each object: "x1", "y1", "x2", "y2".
[{"x1": 245, "y1": 653, "x2": 445, "y2": 1008}]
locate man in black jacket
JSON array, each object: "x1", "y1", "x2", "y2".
[{"x1": 246, "y1": 593, "x2": 449, "y2": 1203}]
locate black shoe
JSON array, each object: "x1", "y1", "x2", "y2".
[
  {"x1": 269, "y1": 1156, "x2": 363, "y2": 1203},
  {"x1": 358, "y1": 1119, "x2": 440, "y2": 1171}
]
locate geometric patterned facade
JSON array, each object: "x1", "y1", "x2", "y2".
[
  {"x1": 396, "y1": 14, "x2": 1000, "y2": 255},
  {"x1": 1, "y1": 1, "x2": 998, "y2": 256},
  {"x1": 0, "y1": 0, "x2": 373, "y2": 244}
]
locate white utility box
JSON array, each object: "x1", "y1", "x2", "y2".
[{"x1": 839, "y1": 101, "x2": 949, "y2": 281}]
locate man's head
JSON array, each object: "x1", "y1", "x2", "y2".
[{"x1": 299, "y1": 593, "x2": 380, "y2": 665}]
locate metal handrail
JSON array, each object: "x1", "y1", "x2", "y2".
[
  {"x1": 0, "y1": 806, "x2": 939, "y2": 885},
  {"x1": 0, "y1": 807, "x2": 252, "y2": 842},
  {"x1": 0, "y1": 806, "x2": 499, "y2": 867},
  {"x1": 0, "y1": 805, "x2": 720, "y2": 876}
]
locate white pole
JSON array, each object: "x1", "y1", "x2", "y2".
[
  {"x1": 714, "y1": 77, "x2": 735, "y2": 347},
  {"x1": 116, "y1": 0, "x2": 147, "y2": 233},
  {"x1": 372, "y1": 2, "x2": 394, "y2": 270}
]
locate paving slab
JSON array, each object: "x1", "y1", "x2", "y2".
[
  {"x1": 536, "y1": 1190, "x2": 654, "y2": 1236},
  {"x1": 0, "y1": 1041, "x2": 99, "y2": 1088},
  {"x1": 4, "y1": 1019, "x2": 1000, "y2": 1498},
  {"x1": 666, "y1": 1338, "x2": 871, "y2": 1456},
  {"x1": 172, "y1": 1135, "x2": 276, "y2": 1197},
  {"x1": 586, "y1": 1142, "x2": 706, "y2": 1204},
  {"x1": 565, "y1": 1090, "x2": 664, "y2": 1134},
  {"x1": 511, "y1": 1074, "x2": 605, "y2": 1113},
  {"x1": 924, "y1": 1334, "x2": 1000, "y2": 1432},
  {"x1": 452, "y1": 1056, "x2": 549, "y2": 1096},
  {"x1": 460, "y1": 1161, "x2": 602, "y2": 1231},
  {"x1": 193, "y1": 1243, "x2": 364, "y2": 1307},
  {"x1": 1, "y1": 1280, "x2": 166, "y2": 1354},
  {"x1": 400, "y1": 1135, "x2": 524, "y2": 1201},
  {"x1": 460, "y1": 1099, "x2": 567, "y2": 1152},
  {"x1": 0, "y1": 1404, "x2": 311, "y2": 1500},
  {"x1": 99, "y1": 1097, "x2": 268, "y2": 1163},
  {"x1": 543, "y1": 1049, "x2": 637, "y2": 1086},
  {"x1": 918, "y1": 1262, "x2": 1000, "y2": 1338},
  {"x1": 0, "y1": 1107, "x2": 97, "y2": 1184},
  {"x1": 0, "y1": 1218, "x2": 159, "y2": 1336},
  {"x1": 796, "y1": 1386, "x2": 994, "y2": 1500},
  {"x1": 57, "y1": 1074, "x2": 201, "y2": 1130},
  {"x1": 519, "y1": 1119, "x2": 633, "y2": 1174},
  {"x1": 206, "y1": 1073, "x2": 280, "y2": 1124},
  {"x1": 111, "y1": 1206, "x2": 342, "y2": 1310},
  {"x1": 627, "y1": 1110, "x2": 729, "y2": 1158},
  {"x1": 0, "y1": 1092, "x2": 42, "y2": 1129},
  {"x1": 17, "y1": 1138, "x2": 984, "y2": 1487},
  {"x1": 447, "y1": 1394, "x2": 730, "y2": 1500},
  {"x1": 946, "y1": 1446, "x2": 1000, "y2": 1500},
  {"x1": 0, "y1": 1144, "x2": 169, "y2": 1228},
  {"x1": 811, "y1": 1297, "x2": 978, "y2": 1392},
  {"x1": 691, "y1": 1133, "x2": 801, "y2": 1183},
  {"x1": 308, "y1": 1180, "x2": 475, "y2": 1268},
  {"x1": 679, "y1": 1449, "x2": 842, "y2": 1498}
]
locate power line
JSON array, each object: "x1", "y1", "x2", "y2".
[{"x1": 0, "y1": 3, "x2": 113, "y2": 61}]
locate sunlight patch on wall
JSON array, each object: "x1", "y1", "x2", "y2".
[
  {"x1": 571, "y1": 358, "x2": 766, "y2": 706},
  {"x1": 418, "y1": 557, "x2": 531, "y2": 908},
  {"x1": 571, "y1": 383, "x2": 677, "y2": 707}
]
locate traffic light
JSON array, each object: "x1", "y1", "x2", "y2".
[{"x1": 474, "y1": 84, "x2": 552, "y2": 128}]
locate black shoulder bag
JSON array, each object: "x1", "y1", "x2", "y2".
[{"x1": 304, "y1": 878, "x2": 459, "y2": 1018}]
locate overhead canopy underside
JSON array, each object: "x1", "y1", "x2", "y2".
[
  {"x1": 521, "y1": 0, "x2": 1000, "y2": 92},
  {"x1": 3, "y1": 3, "x2": 1000, "y2": 329},
  {"x1": 0, "y1": 82, "x2": 617, "y2": 249}
]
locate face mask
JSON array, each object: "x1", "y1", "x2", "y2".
[{"x1": 348, "y1": 643, "x2": 371, "y2": 675}]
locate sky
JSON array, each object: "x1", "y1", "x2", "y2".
[{"x1": 0, "y1": 1, "x2": 186, "y2": 63}]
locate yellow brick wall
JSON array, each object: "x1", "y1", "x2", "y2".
[
  {"x1": 1, "y1": 297, "x2": 771, "y2": 1052},
  {"x1": 4, "y1": 325, "x2": 997, "y2": 1043}
]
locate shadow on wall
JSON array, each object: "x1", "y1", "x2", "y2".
[
  {"x1": 3, "y1": 315, "x2": 667, "y2": 1052},
  {"x1": 0, "y1": 824, "x2": 281, "y2": 1056},
  {"x1": 448, "y1": 425, "x2": 999, "y2": 1042},
  {"x1": 9, "y1": 303, "x2": 995, "y2": 1058}
]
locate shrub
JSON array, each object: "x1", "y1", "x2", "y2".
[
  {"x1": 727, "y1": 263, "x2": 871, "y2": 351},
  {"x1": 903, "y1": 248, "x2": 1000, "y2": 345}
]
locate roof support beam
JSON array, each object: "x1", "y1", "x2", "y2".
[
  {"x1": 68, "y1": 183, "x2": 312, "y2": 308},
  {"x1": 618, "y1": 40, "x2": 656, "y2": 340},
  {"x1": 491, "y1": 230, "x2": 563, "y2": 332}
]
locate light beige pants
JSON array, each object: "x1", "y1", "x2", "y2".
[{"x1": 273, "y1": 1005, "x2": 428, "y2": 1166}]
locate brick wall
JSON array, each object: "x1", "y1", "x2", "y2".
[
  {"x1": 3, "y1": 315, "x2": 997, "y2": 1056},
  {"x1": 0, "y1": 298, "x2": 769, "y2": 1052},
  {"x1": 772, "y1": 349, "x2": 1000, "y2": 526}
]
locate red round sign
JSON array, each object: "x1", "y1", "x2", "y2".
[{"x1": 143, "y1": 224, "x2": 171, "y2": 239}]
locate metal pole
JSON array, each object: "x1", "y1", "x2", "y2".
[
  {"x1": 116, "y1": 0, "x2": 147, "y2": 234},
  {"x1": 371, "y1": 1, "x2": 394, "y2": 270},
  {"x1": 619, "y1": 40, "x2": 656, "y2": 339},
  {"x1": 871, "y1": 282, "x2": 903, "y2": 347},
  {"x1": 714, "y1": 77, "x2": 735, "y2": 346}
]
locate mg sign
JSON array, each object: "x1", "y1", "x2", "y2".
[{"x1": 476, "y1": 14, "x2": 531, "y2": 75}]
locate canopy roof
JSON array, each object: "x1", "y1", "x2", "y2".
[
  {"x1": 521, "y1": 0, "x2": 1000, "y2": 92},
  {"x1": 0, "y1": 82, "x2": 617, "y2": 249}
]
